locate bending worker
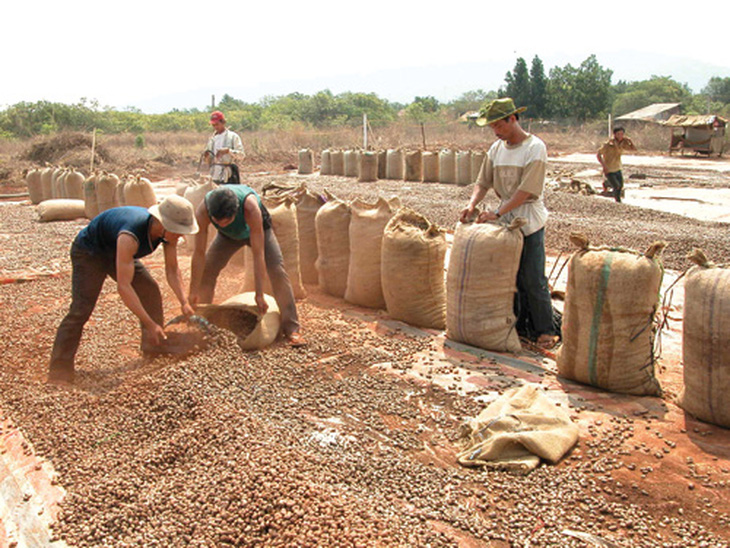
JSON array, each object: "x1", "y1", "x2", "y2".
[
  {"x1": 188, "y1": 185, "x2": 307, "y2": 347},
  {"x1": 460, "y1": 97, "x2": 559, "y2": 350},
  {"x1": 48, "y1": 195, "x2": 199, "y2": 383}
]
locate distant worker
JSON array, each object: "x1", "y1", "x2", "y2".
[
  {"x1": 204, "y1": 110, "x2": 244, "y2": 184},
  {"x1": 188, "y1": 185, "x2": 307, "y2": 347},
  {"x1": 460, "y1": 98, "x2": 559, "y2": 350},
  {"x1": 596, "y1": 126, "x2": 636, "y2": 203},
  {"x1": 48, "y1": 195, "x2": 199, "y2": 384}
]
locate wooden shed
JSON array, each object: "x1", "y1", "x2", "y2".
[{"x1": 663, "y1": 114, "x2": 727, "y2": 157}]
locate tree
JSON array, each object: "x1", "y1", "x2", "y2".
[
  {"x1": 702, "y1": 77, "x2": 730, "y2": 104},
  {"x1": 611, "y1": 76, "x2": 692, "y2": 116},
  {"x1": 502, "y1": 58, "x2": 530, "y2": 109},
  {"x1": 404, "y1": 96, "x2": 441, "y2": 123},
  {"x1": 529, "y1": 56, "x2": 548, "y2": 118},
  {"x1": 547, "y1": 55, "x2": 612, "y2": 121}
]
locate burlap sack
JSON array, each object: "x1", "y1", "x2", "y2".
[
  {"x1": 124, "y1": 176, "x2": 157, "y2": 208},
  {"x1": 83, "y1": 173, "x2": 100, "y2": 219},
  {"x1": 556, "y1": 234, "x2": 665, "y2": 396},
  {"x1": 294, "y1": 189, "x2": 326, "y2": 285},
  {"x1": 197, "y1": 292, "x2": 280, "y2": 350},
  {"x1": 25, "y1": 168, "x2": 44, "y2": 204},
  {"x1": 680, "y1": 249, "x2": 730, "y2": 428},
  {"x1": 242, "y1": 198, "x2": 306, "y2": 299},
  {"x1": 457, "y1": 384, "x2": 579, "y2": 474},
  {"x1": 37, "y1": 199, "x2": 86, "y2": 222},
  {"x1": 183, "y1": 179, "x2": 217, "y2": 253},
  {"x1": 96, "y1": 172, "x2": 120, "y2": 212},
  {"x1": 344, "y1": 197, "x2": 401, "y2": 309},
  {"x1": 446, "y1": 219, "x2": 525, "y2": 353},
  {"x1": 381, "y1": 208, "x2": 446, "y2": 329},
  {"x1": 315, "y1": 198, "x2": 351, "y2": 298}
]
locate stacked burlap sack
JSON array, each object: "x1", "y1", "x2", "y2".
[
  {"x1": 446, "y1": 219, "x2": 526, "y2": 353},
  {"x1": 680, "y1": 249, "x2": 730, "y2": 428},
  {"x1": 557, "y1": 234, "x2": 665, "y2": 396}
]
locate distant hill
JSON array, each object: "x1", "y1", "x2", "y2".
[{"x1": 132, "y1": 51, "x2": 730, "y2": 114}]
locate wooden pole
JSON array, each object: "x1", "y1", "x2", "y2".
[
  {"x1": 421, "y1": 123, "x2": 426, "y2": 149},
  {"x1": 90, "y1": 128, "x2": 97, "y2": 173},
  {"x1": 363, "y1": 113, "x2": 368, "y2": 150}
]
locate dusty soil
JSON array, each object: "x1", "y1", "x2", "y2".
[{"x1": 1, "y1": 146, "x2": 730, "y2": 547}]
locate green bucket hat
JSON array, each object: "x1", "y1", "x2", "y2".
[{"x1": 476, "y1": 98, "x2": 527, "y2": 127}]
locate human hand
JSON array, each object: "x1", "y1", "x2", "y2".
[
  {"x1": 145, "y1": 323, "x2": 167, "y2": 346},
  {"x1": 181, "y1": 302, "x2": 195, "y2": 317},
  {"x1": 477, "y1": 210, "x2": 498, "y2": 223},
  {"x1": 255, "y1": 293, "x2": 269, "y2": 316},
  {"x1": 188, "y1": 292, "x2": 199, "y2": 308},
  {"x1": 460, "y1": 207, "x2": 476, "y2": 223}
]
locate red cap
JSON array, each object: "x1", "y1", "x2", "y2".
[{"x1": 210, "y1": 111, "x2": 225, "y2": 124}]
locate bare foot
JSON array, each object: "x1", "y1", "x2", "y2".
[{"x1": 536, "y1": 334, "x2": 560, "y2": 350}]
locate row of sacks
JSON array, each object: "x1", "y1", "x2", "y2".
[
  {"x1": 313, "y1": 149, "x2": 486, "y2": 185},
  {"x1": 250, "y1": 187, "x2": 730, "y2": 430},
  {"x1": 455, "y1": 226, "x2": 730, "y2": 430},
  {"x1": 29, "y1": 167, "x2": 160, "y2": 222}
]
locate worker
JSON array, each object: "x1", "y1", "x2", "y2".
[
  {"x1": 48, "y1": 195, "x2": 200, "y2": 383},
  {"x1": 596, "y1": 126, "x2": 636, "y2": 203},
  {"x1": 188, "y1": 185, "x2": 307, "y2": 347},
  {"x1": 460, "y1": 97, "x2": 559, "y2": 349},
  {"x1": 204, "y1": 111, "x2": 244, "y2": 184}
]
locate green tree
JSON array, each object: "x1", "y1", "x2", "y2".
[
  {"x1": 404, "y1": 96, "x2": 441, "y2": 123},
  {"x1": 547, "y1": 55, "x2": 612, "y2": 121},
  {"x1": 611, "y1": 75, "x2": 691, "y2": 116},
  {"x1": 502, "y1": 58, "x2": 530, "y2": 109},
  {"x1": 702, "y1": 77, "x2": 730, "y2": 104},
  {"x1": 529, "y1": 56, "x2": 548, "y2": 118},
  {"x1": 447, "y1": 89, "x2": 496, "y2": 117}
]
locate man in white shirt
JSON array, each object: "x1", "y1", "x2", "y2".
[
  {"x1": 460, "y1": 98, "x2": 559, "y2": 349},
  {"x1": 205, "y1": 111, "x2": 244, "y2": 184}
]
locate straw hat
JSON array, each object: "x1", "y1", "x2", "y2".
[
  {"x1": 149, "y1": 195, "x2": 199, "y2": 235},
  {"x1": 476, "y1": 98, "x2": 527, "y2": 127}
]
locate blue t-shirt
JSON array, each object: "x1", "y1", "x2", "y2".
[{"x1": 75, "y1": 206, "x2": 162, "y2": 258}]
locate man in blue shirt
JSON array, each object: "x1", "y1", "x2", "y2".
[
  {"x1": 188, "y1": 185, "x2": 306, "y2": 347},
  {"x1": 48, "y1": 194, "x2": 199, "y2": 383}
]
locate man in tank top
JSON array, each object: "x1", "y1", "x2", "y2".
[
  {"x1": 48, "y1": 195, "x2": 200, "y2": 384},
  {"x1": 459, "y1": 98, "x2": 559, "y2": 350},
  {"x1": 188, "y1": 185, "x2": 307, "y2": 347},
  {"x1": 205, "y1": 111, "x2": 244, "y2": 184}
]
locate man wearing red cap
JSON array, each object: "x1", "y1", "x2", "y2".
[{"x1": 205, "y1": 111, "x2": 244, "y2": 184}]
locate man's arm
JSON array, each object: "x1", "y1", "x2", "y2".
[
  {"x1": 243, "y1": 195, "x2": 269, "y2": 315},
  {"x1": 477, "y1": 190, "x2": 531, "y2": 222},
  {"x1": 163, "y1": 238, "x2": 194, "y2": 317},
  {"x1": 188, "y1": 202, "x2": 211, "y2": 305},
  {"x1": 596, "y1": 148, "x2": 608, "y2": 174},
  {"x1": 116, "y1": 234, "x2": 166, "y2": 344},
  {"x1": 460, "y1": 184, "x2": 488, "y2": 222}
]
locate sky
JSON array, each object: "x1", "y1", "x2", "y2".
[{"x1": 3, "y1": 0, "x2": 730, "y2": 114}]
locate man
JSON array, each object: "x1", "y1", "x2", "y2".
[
  {"x1": 48, "y1": 195, "x2": 199, "y2": 383},
  {"x1": 460, "y1": 97, "x2": 559, "y2": 349},
  {"x1": 596, "y1": 126, "x2": 636, "y2": 203},
  {"x1": 188, "y1": 185, "x2": 306, "y2": 347},
  {"x1": 205, "y1": 111, "x2": 244, "y2": 184}
]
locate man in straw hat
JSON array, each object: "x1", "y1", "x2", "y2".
[
  {"x1": 460, "y1": 97, "x2": 560, "y2": 349},
  {"x1": 48, "y1": 194, "x2": 199, "y2": 383}
]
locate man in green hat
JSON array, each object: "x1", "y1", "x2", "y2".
[{"x1": 460, "y1": 98, "x2": 559, "y2": 349}]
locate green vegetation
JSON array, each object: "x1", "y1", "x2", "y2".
[{"x1": 1, "y1": 57, "x2": 728, "y2": 139}]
